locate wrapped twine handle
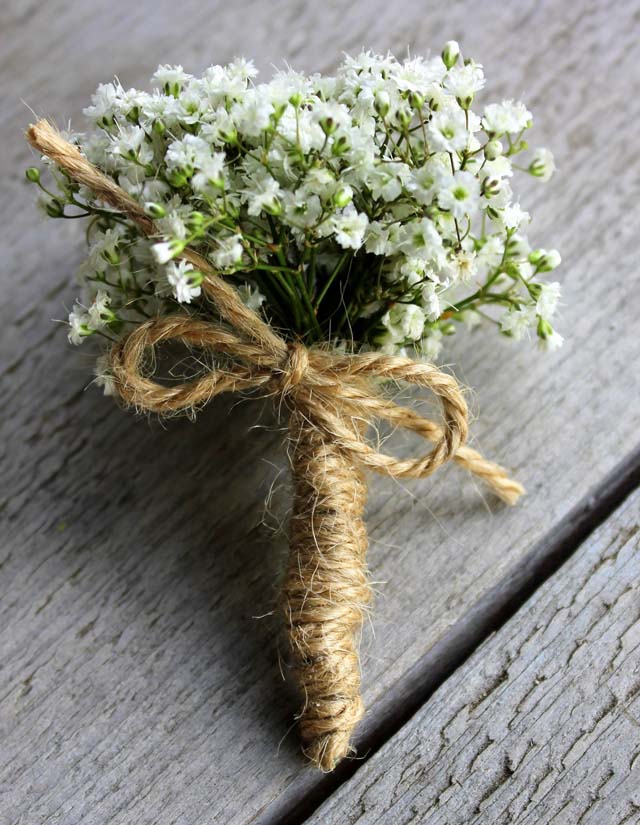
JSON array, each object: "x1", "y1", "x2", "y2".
[{"x1": 27, "y1": 121, "x2": 524, "y2": 771}]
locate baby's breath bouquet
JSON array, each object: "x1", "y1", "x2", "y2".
[{"x1": 27, "y1": 42, "x2": 560, "y2": 771}]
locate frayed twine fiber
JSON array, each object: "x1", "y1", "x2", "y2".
[{"x1": 27, "y1": 120, "x2": 524, "y2": 772}]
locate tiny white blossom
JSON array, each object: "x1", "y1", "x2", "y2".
[
  {"x1": 426, "y1": 109, "x2": 468, "y2": 153},
  {"x1": 483, "y1": 100, "x2": 531, "y2": 135},
  {"x1": 152, "y1": 240, "x2": 182, "y2": 264},
  {"x1": 536, "y1": 281, "x2": 561, "y2": 321},
  {"x1": 68, "y1": 305, "x2": 92, "y2": 345},
  {"x1": 539, "y1": 328, "x2": 564, "y2": 351},
  {"x1": 87, "y1": 290, "x2": 113, "y2": 329},
  {"x1": 380, "y1": 303, "x2": 426, "y2": 343},
  {"x1": 237, "y1": 283, "x2": 266, "y2": 312},
  {"x1": 212, "y1": 234, "x2": 244, "y2": 269},
  {"x1": 500, "y1": 306, "x2": 536, "y2": 340},
  {"x1": 166, "y1": 260, "x2": 202, "y2": 303},
  {"x1": 437, "y1": 171, "x2": 481, "y2": 220},
  {"x1": 444, "y1": 60, "x2": 485, "y2": 103},
  {"x1": 529, "y1": 148, "x2": 555, "y2": 181},
  {"x1": 331, "y1": 206, "x2": 369, "y2": 250}
]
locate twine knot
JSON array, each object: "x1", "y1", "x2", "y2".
[{"x1": 280, "y1": 342, "x2": 310, "y2": 394}]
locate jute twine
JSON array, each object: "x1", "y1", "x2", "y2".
[{"x1": 27, "y1": 120, "x2": 524, "y2": 772}]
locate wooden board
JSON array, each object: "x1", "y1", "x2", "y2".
[
  {"x1": 2, "y1": 1, "x2": 640, "y2": 823},
  {"x1": 308, "y1": 488, "x2": 640, "y2": 825}
]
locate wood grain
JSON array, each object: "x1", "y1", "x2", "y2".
[
  {"x1": 1, "y1": 0, "x2": 639, "y2": 823},
  {"x1": 309, "y1": 489, "x2": 640, "y2": 825}
]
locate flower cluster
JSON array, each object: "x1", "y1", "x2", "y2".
[{"x1": 28, "y1": 43, "x2": 562, "y2": 388}]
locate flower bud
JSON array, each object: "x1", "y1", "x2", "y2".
[
  {"x1": 528, "y1": 148, "x2": 555, "y2": 181},
  {"x1": 374, "y1": 91, "x2": 391, "y2": 119},
  {"x1": 442, "y1": 40, "x2": 460, "y2": 70},
  {"x1": 289, "y1": 91, "x2": 304, "y2": 107},
  {"x1": 186, "y1": 211, "x2": 206, "y2": 231},
  {"x1": 25, "y1": 167, "x2": 41, "y2": 183},
  {"x1": 397, "y1": 106, "x2": 412, "y2": 128},
  {"x1": 145, "y1": 202, "x2": 166, "y2": 219},
  {"x1": 529, "y1": 248, "x2": 561, "y2": 271},
  {"x1": 408, "y1": 91, "x2": 424, "y2": 110},
  {"x1": 331, "y1": 134, "x2": 350, "y2": 156},
  {"x1": 333, "y1": 185, "x2": 353, "y2": 208},
  {"x1": 45, "y1": 198, "x2": 64, "y2": 218},
  {"x1": 153, "y1": 120, "x2": 166, "y2": 136},
  {"x1": 481, "y1": 176, "x2": 501, "y2": 198},
  {"x1": 484, "y1": 139, "x2": 502, "y2": 160}
]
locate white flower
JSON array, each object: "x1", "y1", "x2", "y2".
[
  {"x1": 529, "y1": 148, "x2": 555, "y2": 181},
  {"x1": 152, "y1": 240, "x2": 182, "y2": 264},
  {"x1": 451, "y1": 248, "x2": 477, "y2": 284},
  {"x1": 399, "y1": 218, "x2": 445, "y2": 264},
  {"x1": 420, "y1": 327, "x2": 444, "y2": 360},
  {"x1": 231, "y1": 89, "x2": 274, "y2": 138},
  {"x1": 237, "y1": 283, "x2": 266, "y2": 312},
  {"x1": 94, "y1": 354, "x2": 116, "y2": 395},
  {"x1": 380, "y1": 302, "x2": 426, "y2": 343},
  {"x1": 212, "y1": 234, "x2": 244, "y2": 269},
  {"x1": 87, "y1": 290, "x2": 113, "y2": 329},
  {"x1": 539, "y1": 328, "x2": 564, "y2": 351},
  {"x1": 444, "y1": 60, "x2": 485, "y2": 103},
  {"x1": 500, "y1": 306, "x2": 536, "y2": 340},
  {"x1": 83, "y1": 82, "x2": 119, "y2": 123},
  {"x1": 420, "y1": 281, "x2": 441, "y2": 321},
  {"x1": 483, "y1": 100, "x2": 531, "y2": 135},
  {"x1": 165, "y1": 135, "x2": 210, "y2": 171},
  {"x1": 152, "y1": 64, "x2": 191, "y2": 93},
  {"x1": 313, "y1": 100, "x2": 351, "y2": 135},
  {"x1": 68, "y1": 305, "x2": 92, "y2": 345},
  {"x1": 244, "y1": 171, "x2": 281, "y2": 216},
  {"x1": 166, "y1": 259, "x2": 202, "y2": 304},
  {"x1": 426, "y1": 109, "x2": 468, "y2": 153},
  {"x1": 536, "y1": 281, "x2": 561, "y2": 321},
  {"x1": 437, "y1": 171, "x2": 481, "y2": 220},
  {"x1": 499, "y1": 202, "x2": 530, "y2": 230},
  {"x1": 111, "y1": 125, "x2": 153, "y2": 164},
  {"x1": 331, "y1": 206, "x2": 368, "y2": 250}
]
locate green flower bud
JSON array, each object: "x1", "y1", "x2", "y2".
[
  {"x1": 102, "y1": 248, "x2": 120, "y2": 266},
  {"x1": 408, "y1": 91, "x2": 424, "y2": 110},
  {"x1": 331, "y1": 134, "x2": 350, "y2": 156},
  {"x1": 186, "y1": 211, "x2": 206, "y2": 231},
  {"x1": 45, "y1": 198, "x2": 64, "y2": 218},
  {"x1": 537, "y1": 317, "x2": 553, "y2": 339},
  {"x1": 484, "y1": 139, "x2": 503, "y2": 160},
  {"x1": 442, "y1": 40, "x2": 460, "y2": 70},
  {"x1": 397, "y1": 106, "x2": 412, "y2": 128},
  {"x1": 289, "y1": 91, "x2": 304, "y2": 107},
  {"x1": 153, "y1": 120, "x2": 166, "y2": 136},
  {"x1": 481, "y1": 176, "x2": 501, "y2": 198},
  {"x1": 264, "y1": 198, "x2": 282, "y2": 216},
  {"x1": 333, "y1": 186, "x2": 353, "y2": 208},
  {"x1": 25, "y1": 167, "x2": 41, "y2": 183},
  {"x1": 145, "y1": 202, "x2": 167, "y2": 219},
  {"x1": 374, "y1": 91, "x2": 391, "y2": 118}
]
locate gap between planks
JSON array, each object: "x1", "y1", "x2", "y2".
[{"x1": 256, "y1": 443, "x2": 640, "y2": 825}]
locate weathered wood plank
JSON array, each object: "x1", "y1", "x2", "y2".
[
  {"x1": 308, "y1": 490, "x2": 640, "y2": 825},
  {"x1": 2, "y1": 1, "x2": 640, "y2": 824}
]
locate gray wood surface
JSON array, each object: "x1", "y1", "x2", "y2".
[
  {"x1": 309, "y1": 488, "x2": 640, "y2": 825},
  {"x1": 2, "y1": 1, "x2": 639, "y2": 823}
]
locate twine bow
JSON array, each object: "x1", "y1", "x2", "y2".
[{"x1": 28, "y1": 120, "x2": 524, "y2": 770}]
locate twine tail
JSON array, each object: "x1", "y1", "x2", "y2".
[{"x1": 283, "y1": 410, "x2": 371, "y2": 771}]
